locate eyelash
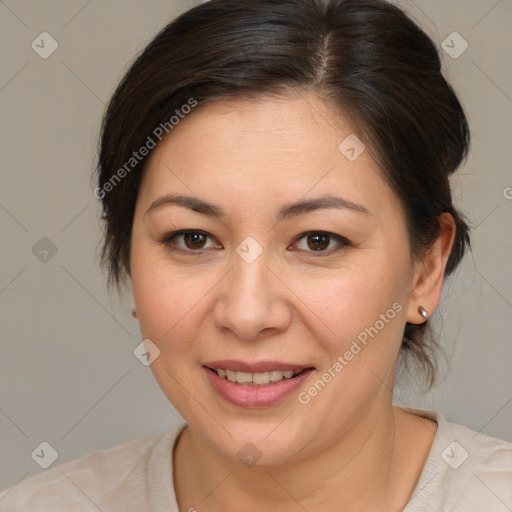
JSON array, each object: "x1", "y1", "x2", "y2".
[{"x1": 158, "y1": 229, "x2": 350, "y2": 256}]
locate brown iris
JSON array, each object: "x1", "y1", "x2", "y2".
[
  {"x1": 184, "y1": 232, "x2": 208, "y2": 250},
  {"x1": 306, "y1": 233, "x2": 330, "y2": 251}
]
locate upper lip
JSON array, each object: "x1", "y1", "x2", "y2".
[{"x1": 203, "y1": 360, "x2": 315, "y2": 373}]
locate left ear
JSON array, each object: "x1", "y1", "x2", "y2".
[{"x1": 406, "y1": 212, "x2": 456, "y2": 324}]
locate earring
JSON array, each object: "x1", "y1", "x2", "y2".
[
  {"x1": 131, "y1": 309, "x2": 137, "y2": 319},
  {"x1": 418, "y1": 306, "x2": 428, "y2": 319}
]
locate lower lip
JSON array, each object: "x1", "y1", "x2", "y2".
[{"x1": 203, "y1": 366, "x2": 315, "y2": 408}]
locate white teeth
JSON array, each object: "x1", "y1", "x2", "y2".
[
  {"x1": 235, "y1": 371, "x2": 253, "y2": 384},
  {"x1": 226, "y1": 369, "x2": 237, "y2": 382},
  {"x1": 269, "y1": 370, "x2": 283, "y2": 382},
  {"x1": 253, "y1": 372, "x2": 271, "y2": 385},
  {"x1": 215, "y1": 368, "x2": 304, "y2": 385}
]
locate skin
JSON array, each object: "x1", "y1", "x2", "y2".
[{"x1": 130, "y1": 91, "x2": 456, "y2": 511}]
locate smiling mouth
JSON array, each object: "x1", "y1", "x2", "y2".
[{"x1": 204, "y1": 366, "x2": 314, "y2": 386}]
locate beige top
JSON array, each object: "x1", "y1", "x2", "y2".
[{"x1": 1, "y1": 408, "x2": 511, "y2": 511}]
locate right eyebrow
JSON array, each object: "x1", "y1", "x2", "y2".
[{"x1": 145, "y1": 195, "x2": 226, "y2": 218}]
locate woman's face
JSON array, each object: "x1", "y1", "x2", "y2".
[{"x1": 130, "y1": 93, "x2": 420, "y2": 465}]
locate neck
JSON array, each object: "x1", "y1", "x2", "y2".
[{"x1": 173, "y1": 401, "x2": 433, "y2": 512}]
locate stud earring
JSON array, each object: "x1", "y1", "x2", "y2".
[
  {"x1": 418, "y1": 306, "x2": 428, "y2": 319},
  {"x1": 131, "y1": 309, "x2": 137, "y2": 319}
]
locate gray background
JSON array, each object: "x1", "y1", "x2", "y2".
[{"x1": 1, "y1": 0, "x2": 511, "y2": 492}]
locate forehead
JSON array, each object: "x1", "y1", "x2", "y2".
[{"x1": 138, "y1": 93, "x2": 394, "y2": 215}]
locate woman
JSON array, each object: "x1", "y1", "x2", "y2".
[{"x1": 1, "y1": 0, "x2": 511, "y2": 510}]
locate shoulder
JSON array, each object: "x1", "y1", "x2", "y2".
[
  {"x1": 0, "y1": 423, "x2": 185, "y2": 512},
  {"x1": 404, "y1": 408, "x2": 512, "y2": 512}
]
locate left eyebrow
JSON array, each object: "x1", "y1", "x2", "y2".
[
  {"x1": 277, "y1": 194, "x2": 371, "y2": 220},
  {"x1": 145, "y1": 193, "x2": 371, "y2": 219}
]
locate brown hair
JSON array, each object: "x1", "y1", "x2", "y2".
[{"x1": 96, "y1": 0, "x2": 471, "y2": 390}]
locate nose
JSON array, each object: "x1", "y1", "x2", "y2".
[{"x1": 213, "y1": 253, "x2": 292, "y2": 340}]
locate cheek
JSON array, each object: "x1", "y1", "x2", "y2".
[
  {"x1": 290, "y1": 263, "x2": 409, "y2": 403},
  {"x1": 132, "y1": 262, "x2": 202, "y2": 348},
  {"x1": 293, "y1": 261, "x2": 406, "y2": 340},
  {"x1": 291, "y1": 268, "x2": 407, "y2": 425},
  {"x1": 130, "y1": 251, "x2": 213, "y2": 412},
  {"x1": 131, "y1": 238, "x2": 179, "y2": 341},
  {"x1": 130, "y1": 240, "x2": 226, "y2": 368}
]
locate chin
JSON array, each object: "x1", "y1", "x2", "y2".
[{"x1": 195, "y1": 413, "x2": 318, "y2": 467}]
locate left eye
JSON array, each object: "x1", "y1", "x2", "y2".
[{"x1": 293, "y1": 232, "x2": 347, "y2": 253}]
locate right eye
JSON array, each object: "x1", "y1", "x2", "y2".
[{"x1": 159, "y1": 230, "x2": 222, "y2": 254}]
